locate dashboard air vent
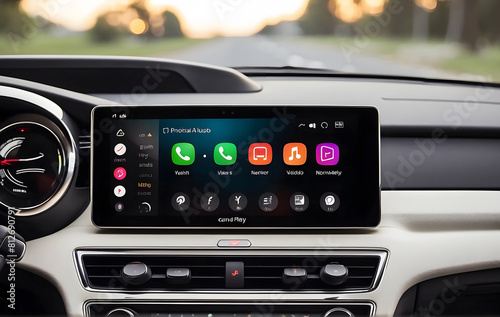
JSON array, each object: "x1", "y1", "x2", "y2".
[{"x1": 76, "y1": 250, "x2": 387, "y2": 292}]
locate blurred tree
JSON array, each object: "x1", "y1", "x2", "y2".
[
  {"x1": 478, "y1": 0, "x2": 500, "y2": 44},
  {"x1": 298, "y1": 0, "x2": 337, "y2": 35},
  {"x1": 445, "y1": 0, "x2": 465, "y2": 42},
  {"x1": 428, "y1": 0, "x2": 449, "y2": 39},
  {"x1": 162, "y1": 11, "x2": 183, "y2": 38},
  {"x1": 462, "y1": 0, "x2": 480, "y2": 52},
  {"x1": 0, "y1": 0, "x2": 27, "y2": 34},
  {"x1": 378, "y1": 0, "x2": 413, "y2": 38},
  {"x1": 90, "y1": 15, "x2": 123, "y2": 43},
  {"x1": 412, "y1": 2, "x2": 429, "y2": 40}
]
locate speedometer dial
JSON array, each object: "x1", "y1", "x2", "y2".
[{"x1": 0, "y1": 120, "x2": 70, "y2": 212}]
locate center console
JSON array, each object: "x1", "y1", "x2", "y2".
[{"x1": 86, "y1": 105, "x2": 383, "y2": 317}]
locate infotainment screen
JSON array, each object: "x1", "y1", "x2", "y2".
[{"x1": 92, "y1": 106, "x2": 380, "y2": 228}]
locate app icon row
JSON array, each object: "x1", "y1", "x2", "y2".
[
  {"x1": 171, "y1": 142, "x2": 339, "y2": 166},
  {"x1": 170, "y1": 192, "x2": 340, "y2": 213}
]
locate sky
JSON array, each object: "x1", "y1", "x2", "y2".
[
  {"x1": 20, "y1": 0, "x2": 310, "y2": 38},
  {"x1": 20, "y1": 0, "x2": 440, "y2": 37}
]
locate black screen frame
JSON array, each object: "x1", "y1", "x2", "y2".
[{"x1": 91, "y1": 105, "x2": 380, "y2": 229}]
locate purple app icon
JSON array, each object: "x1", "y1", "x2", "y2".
[{"x1": 316, "y1": 143, "x2": 339, "y2": 165}]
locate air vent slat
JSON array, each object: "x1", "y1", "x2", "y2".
[{"x1": 79, "y1": 252, "x2": 385, "y2": 292}]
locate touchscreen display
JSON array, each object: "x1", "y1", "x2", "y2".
[{"x1": 92, "y1": 106, "x2": 380, "y2": 228}]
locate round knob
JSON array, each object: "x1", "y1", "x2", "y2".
[
  {"x1": 324, "y1": 308, "x2": 354, "y2": 317},
  {"x1": 121, "y1": 262, "x2": 152, "y2": 285},
  {"x1": 320, "y1": 263, "x2": 348, "y2": 285},
  {"x1": 106, "y1": 308, "x2": 137, "y2": 317}
]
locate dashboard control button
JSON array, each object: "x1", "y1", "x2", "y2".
[
  {"x1": 225, "y1": 261, "x2": 244, "y2": 288},
  {"x1": 320, "y1": 192, "x2": 340, "y2": 212},
  {"x1": 121, "y1": 262, "x2": 152, "y2": 285},
  {"x1": 258, "y1": 192, "x2": 278, "y2": 212},
  {"x1": 290, "y1": 192, "x2": 309, "y2": 212},
  {"x1": 200, "y1": 192, "x2": 219, "y2": 212},
  {"x1": 171, "y1": 192, "x2": 190, "y2": 211},
  {"x1": 166, "y1": 268, "x2": 191, "y2": 284},
  {"x1": 228, "y1": 193, "x2": 247, "y2": 211},
  {"x1": 320, "y1": 264, "x2": 348, "y2": 285},
  {"x1": 114, "y1": 202, "x2": 124, "y2": 212},
  {"x1": 282, "y1": 267, "x2": 307, "y2": 284},
  {"x1": 323, "y1": 308, "x2": 354, "y2": 317},
  {"x1": 106, "y1": 308, "x2": 137, "y2": 317},
  {"x1": 138, "y1": 202, "x2": 151, "y2": 214},
  {"x1": 217, "y1": 239, "x2": 252, "y2": 248}
]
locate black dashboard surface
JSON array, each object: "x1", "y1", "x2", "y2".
[{"x1": 2, "y1": 56, "x2": 500, "y2": 195}]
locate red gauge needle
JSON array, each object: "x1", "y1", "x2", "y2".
[
  {"x1": 0, "y1": 158, "x2": 19, "y2": 166},
  {"x1": 0, "y1": 153, "x2": 44, "y2": 166}
]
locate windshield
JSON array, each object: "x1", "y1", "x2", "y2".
[{"x1": 1, "y1": 0, "x2": 498, "y2": 83}]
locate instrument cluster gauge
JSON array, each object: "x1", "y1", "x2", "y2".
[{"x1": 0, "y1": 115, "x2": 75, "y2": 216}]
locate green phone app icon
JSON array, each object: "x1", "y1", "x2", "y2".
[
  {"x1": 172, "y1": 143, "x2": 195, "y2": 165},
  {"x1": 214, "y1": 143, "x2": 237, "y2": 165}
]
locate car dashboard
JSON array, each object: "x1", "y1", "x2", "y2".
[{"x1": 0, "y1": 56, "x2": 500, "y2": 317}]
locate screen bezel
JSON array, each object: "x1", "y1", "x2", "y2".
[{"x1": 91, "y1": 105, "x2": 381, "y2": 229}]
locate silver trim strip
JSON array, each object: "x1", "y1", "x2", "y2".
[
  {"x1": 83, "y1": 301, "x2": 376, "y2": 317},
  {"x1": 0, "y1": 87, "x2": 77, "y2": 216},
  {"x1": 74, "y1": 249, "x2": 388, "y2": 294},
  {"x1": 325, "y1": 307, "x2": 355, "y2": 317},
  {"x1": 0, "y1": 86, "x2": 63, "y2": 119},
  {"x1": 105, "y1": 308, "x2": 136, "y2": 317}
]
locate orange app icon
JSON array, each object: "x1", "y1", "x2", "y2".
[
  {"x1": 249, "y1": 143, "x2": 272, "y2": 165},
  {"x1": 283, "y1": 143, "x2": 307, "y2": 165}
]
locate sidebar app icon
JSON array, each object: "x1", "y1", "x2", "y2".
[{"x1": 316, "y1": 143, "x2": 339, "y2": 165}]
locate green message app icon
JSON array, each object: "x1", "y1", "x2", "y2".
[
  {"x1": 214, "y1": 143, "x2": 237, "y2": 165},
  {"x1": 172, "y1": 143, "x2": 195, "y2": 165}
]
